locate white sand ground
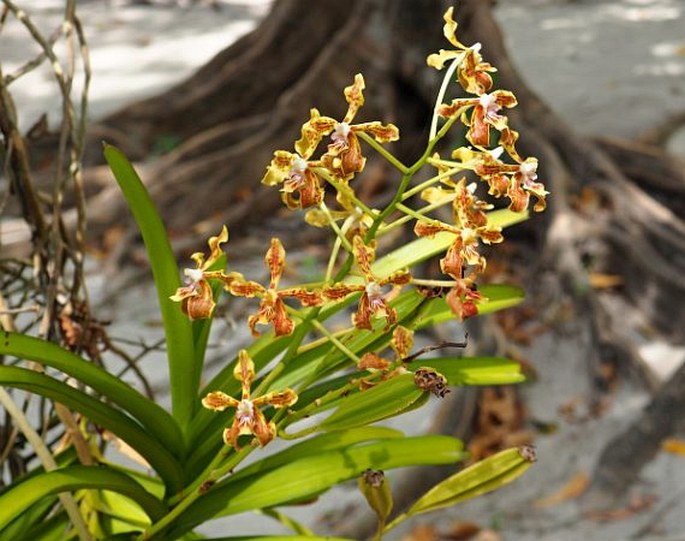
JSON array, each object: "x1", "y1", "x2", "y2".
[{"x1": 2, "y1": 1, "x2": 685, "y2": 540}]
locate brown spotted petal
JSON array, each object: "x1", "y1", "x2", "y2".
[
  {"x1": 295, "y1": 108, "x2": 337, "y2": 158},
  {"x1": 254, "y1": 388, "x2": 298, "y2": 409},
  {"x1": 352, "y1": 291, "x2": 376, "y2": 330},
  {"x1": 426, "y1": 8, "x2": 467, "y2": 69},
  {"x1": 391, "y1": 326, "x2": 414, "y2": 360},
  {"x1": 440, "y1": 241, "x2": 465, "y2": 279},
  {"x1": 343, "y1": 73, "x2": 366, "y2": 123},
  {"x1": 265, "y1": 238, "x2": 285, "y2": 289},
  {"x1": 247, "y1": 291, "x2": 293, "y2": 337},
  {"x1": 354, "y1": 286, "x2": 398, "y2": 331},
  {"x1": 438, "y1": 97, "x2": 479, "y2": 120},
  {"x1": 445, "y1": 280, "x2": 483, "y2": 321},
  {"x1": 323, "y1": 283, "x2": 365, "y2": 302},
  {"x1": 323, "y1": 131, "x2": 366, "y2": 179},
  {"x1": 379, "y1": 270, "x2": 412, "y2": 288},
  {"x1": 478, "y1": 227, "x2": 504, "y2": 245},
  {"x1": 280, "y1": 287, "x2": 323, "y2": 307},
  {"x1": 282, "y1": 168, "x2": 325, "y2": 209},
  {"x1": 458, "y1": 46, "x2": 496, "y2": 95},
  {"x1": 414, "y1": 219, "x2": 457, "y2": 238},
  {"x1": 201, "y1": 391, "x2": 238, "y2": 411},
  {"x1": 188, "y1": 225, "x2": 229, "y2": 270},
  {"x1": 204, "y1": 226, "x2": 229, "y2": 268},
  {"x1": 262, "y1": 150, "x2": 295, "y2": 187},
  {"x1": 499, "y1": 127, "x2": 523, "y2": 163},
  {"x1": 248, "y1": 410, "x2": 277, "y2": 447},
  {"x1": 179, "y1": 280, "x2": 216, "y2": 320},
  {"x1": 353, "y1": 236, "x2": 376, "y2": 279},
  {"x1": 233, "y1": 349, "x2": 255, "y2": 391},
  {"x1": 227, "y1": 274, "x2": 265, "y2": 298},
  {"x1": 359, "y1": 352, "x2": 391, "y2": 371},
  {"x1": 353, "y1": 121, "x2": 400, "y2": 143}
]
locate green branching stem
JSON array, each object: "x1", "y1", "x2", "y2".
[
  {"x1": 430, "y1": 55, "x2": 462, "y2": 140},
  {"x1": 378, "y1": 199, "x2": 447, "y2": 235},
  {"x1": 309, "y1": 318, "x2": 361, "y2": 364},
  {"x1": 259, "y1": 508, "x2": 315, "y2": 536},
  {"x1": 356, "y1": 131, "x2": 408, "y2": 174},
  {"x1": 401, "y1": 164, "x2": 466, "y2": 201},
  {"x1": 318, "y1": 201, "x2": 353, "y2": 253},
  {"x1": 411, "y1": 278, "x2": 458, "y2": 288}
]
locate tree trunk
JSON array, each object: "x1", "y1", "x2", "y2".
[{"x1": 79, "y1": 0, "x2": 685, "y2": 516}]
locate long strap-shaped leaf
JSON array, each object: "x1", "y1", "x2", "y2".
[
  {"x1": 0, "y1": 332, "x2": 183, "y2": 454},
  {"x1": 0, "y1": 365, "x2": 183, "y2": 492},
  {"x1": 198, "y1": 537, "x2": 353, "y2": 541},
  {"x1": 0, "y1": 465, "x2": 167, "y2": 531},
  {"x1": 103, "y1": 144, "x2": 197, "y2": 432},
  {"x1": 163, "y1": 435, "x2": 466, "y2": 539}
]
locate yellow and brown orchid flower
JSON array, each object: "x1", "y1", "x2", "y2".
[
  {"x1": 201, "y1": 350, "x2": 298, "y2": 450},
  {"x1": 169, "y1": 226, "x2": 233, "y2": 320},
  {"x1": 427, "y1": 7, "x2": 496, "y2": 96},
  {"x1": 324, "y1": 236, "x2": 411, "y2": 330},
  {"x1": 296, "y1": 74, "x2": 399, "y2": 180},
  {"x1": 416, "y1": 178, "x2": 503, "y2": 280},
  {"x1": 226, "y1": 238, "x2": 323, "y2": 337},
  {"x1": 474, "y1": 150, "x2": 547, "y2": 213},
  {"x1": 438, "y1": 89, "x2": 518, "y2": 148},
  {"x1": 262, "y1": 150, "x2": 326, "y2": 210}
]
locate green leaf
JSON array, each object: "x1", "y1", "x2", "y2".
[
  {"x1": 0, "y1": 495, "x2": 57, "y2": 541},
  {"x1": 0, "y1": 331, "x2": 183, "y2": 455},
  {"x1": 0, "y1": 465, "x2": 167, "y2": 531},
  {"x1": 407, "y1": 357, "x2": 525, "y2": 386},
  {"x1": 403, "y1": 445, "x2": 537, "y2": 517},
  {"x1": 317, "y1": 374, "x2": 427, "y2": 432},
  {"x1": 97, "y1": 489, "x2": 154, "y2": 527},
  {"x1": 0, "y1": 365, "x2": 183, "y2": 492},
  {"x1": 165, "y1": 435, "x2": 467, "y2": 539},
  {"x1": 17, "y1": 511, "x2": 69, "y2": 541},
  {"x1": 230, "y1": 427, "x2": 403, "y2": 483},
  {"x1": 104, "y1": 143, "x2": 197, "y2": 431},
  {"x1": 198, "y1": 537, "x2": 353, "y2": 541}
]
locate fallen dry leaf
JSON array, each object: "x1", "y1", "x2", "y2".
[
  {"x1": 588, "y1": 272, "x2": 623, "y2": 289},
  {"x1": 533, "y1": 471, "x2": 590, "y2": 508},
  {"x1": 662, "y1": 438, "x2": 685, "y2": 456},
  {"x1": 401, "y1": 523, "x2": 437, "y2": 541},
  {"x1": 587, "y1": 493, "x2": 657, "y2": 522},
  {"x1": 468, "y1": 387, "x2": 534, "y2": 462},
  {"x1": 445, "y1": 521, "x2": 481, "y2": 540},
  {"x1": 474, "y1": 530, "x2": 503, "y2": 541}
]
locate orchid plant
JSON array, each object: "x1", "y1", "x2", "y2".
[{"x1": 0, "y1": 7, "x2": 544, "y2": 540}]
